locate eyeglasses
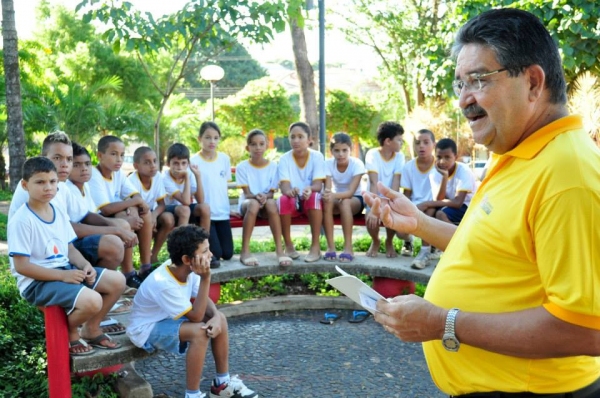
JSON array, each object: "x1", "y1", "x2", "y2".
[{"x1": 452, "y1": 68, "x2": 508, "y2": 97}]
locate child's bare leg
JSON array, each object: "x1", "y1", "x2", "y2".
[
  {"x1": 79, "y1": 270, "x2": 126, "y2": 345},
  {"x1": 152, "y1": 212, "x2": 175, "y2": 264},
  {"x1": 240, "y1": 200, "x2": 260, "y2": 266},
  {"x1": 323, "y1": 199, "x2": 336, "y2": 253},
  {"x1": 68, "y1": 289, "x2": 102, "y2": 344},
  {"x1": 121, "y1": 246, "x2": 134, "y2": 274},
  {"x1": 366, "y1": 210, "x2": 380, "y2": 257},
  {"x1": 210, "y1": 314, "x2": 230, "y2": 376},
  {"x1": 96, "y1": 234, "x2": 124, "y2": 269},
  {"x1": 265, "y1": 200, "x2": 288, "y2": 264},
  {"x1": 340, "y1": 198, "x2": 361, "y2": 256},
  {"x1": 174, "y1": 205, "x2": 191, "y2": 227},
  {"x1": 194, "y1": 203, "x2": 211, "y2": 232},
  {"x1": 385, "y1": 228, "x2": 398, "y2": 258},
  {"x1": 179, "y1": 322, "x2": 210, "y2": 391},
  {"x1": 281, "y1": 213, "x2": 295, "y2": 253},
  {"x1": 436, "y1": 210, "x2": 452, "y2": 223},
  {"x1": 137, "y1": 212, "x2": 154, "y2": 266},
  {"x1": 306, "y1": 208, "x2": 323, "y2": 260}
]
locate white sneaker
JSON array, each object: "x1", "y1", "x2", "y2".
[
  {"x1": 428, "y1": 247, "x2": 442, "y2": 260},
  {"x1": 400, "y1": 241, "x2": 413, "y2": 257},
  {"x1": 210, "y1": 375, "x2": 258, "y2": 398},
  {"x1": 185, "y1": 392, "x2": 206, "y2": 398},
  {"x1": 411, "y1": 248, "x2": 431, "y2": 270}
]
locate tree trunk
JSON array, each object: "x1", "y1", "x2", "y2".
[
  {"x1": 290, "y1": 18, "x2": 319, "y2": 149},
  {"x1": 2, "y1": 0, "x2": 26, "y2": 191}
]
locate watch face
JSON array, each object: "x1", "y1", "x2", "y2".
[{"x1": 443, "y1": 336, "x2": 460, "y2": 351}]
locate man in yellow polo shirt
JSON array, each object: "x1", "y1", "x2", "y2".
[{"x1": 364, "y1": 8, "x2": 600, "y2": 397}]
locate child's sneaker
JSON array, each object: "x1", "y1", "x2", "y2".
[
  {"x1": 125, "y1": 272, "x2": 143, "y2": 289},
  {"x1": 210, "y1": 375, "x2": 258, "y2": 398},
  {"x1": 400, "y1": 241, "x2": 413, "y2": 257},
  {"x1": 428, "y1": 247, "x2": 442, "y2": 260}
]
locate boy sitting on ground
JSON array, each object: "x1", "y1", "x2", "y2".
[
  {"x1": 8, "y1": 157, "x2": 126, "y2": 356},
  {"x1": 127, "y1": 225, "x2": 258, "y2": 398}
]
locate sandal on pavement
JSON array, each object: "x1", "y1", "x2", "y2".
[
  {"x1": 240, "y1": 256, "x2": 259, "y2": 267},
  {"x1": 285, "y1": 250, "x2": 300, "y2": 260},
  {"x1": 69, "y1": 339, "x2": 95, "y2": 356},
  {"x1": 319, "y1": 312, "x2": 341, "y2": 325},
  {"x1": 348, "y1": 310, "x2": 370, "y2": 323},
  {"x1": 304, "y1": 254, "x2": 321, "y2": 263},
  {"x1": 278, "y1": 256, "x2": 293, "y2": 267},
  {"x1": 108, "y1": 298, "x2": 132, "y2": 315},
  {"x1": 324, "y1": 251, "x2": 337, "y2": 261},
  {"x1": 99, "y1": 318, "x2": 126, "y2": 335},
  {"x1": 85, "y1": 333, "x2": 122, "y2": 350},
  {"x1": 339, "y1": 252, "x2": 354, "y2": 262},
  {"x1": 122, "y1": 287, "x2": 137, "y2": 298}
]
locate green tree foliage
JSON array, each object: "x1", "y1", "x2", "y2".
[
  {"x1": 218, "y1": 78, "x2": 297, "y2": 136},
  {"x1": 76, "y1": 0, "x2": 301, "y2": 152},
  {"x1": 325, "y1": 89, "x2": 380, "y2": 146}
]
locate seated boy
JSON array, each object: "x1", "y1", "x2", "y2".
[
  {"x1": 162, "y1": 143, "x2": 211, "y2": 233},
  {"x1": 127, "y1": 225, "x2": 258, "y2": 398},
  {"x1": 364, "y1": 121, "x2": 406, "y2": 258},
  {"x1": 88, "y1": 135, "x2": 153, "y2": 289},
  {"x1": 417, "y1": 138, "x2": 476, "y2": 227},
  {"x1": 8, "y1": 157, "x2": 126, "y2": 356},
  {"x1": 127, "y1": 146, "x2": 174, "y2": 268},
  {"x1": 400, "y1": 129, "x2": 437, "y2": 269},
  {"x1": 9, "y1": 132, "x2": 125, "y2": 270}
]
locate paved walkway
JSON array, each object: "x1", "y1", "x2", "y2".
[{"x1": 136, "y1": 309, "x2": 445, "y2": 398}]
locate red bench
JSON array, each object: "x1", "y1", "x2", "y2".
[{"x1": 229, "y1": 213, "x2": 366, "y2": 228}]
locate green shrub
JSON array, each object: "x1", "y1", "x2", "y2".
[{"x1": 0, "y1": 213, "x2": 7, "y2": 241}]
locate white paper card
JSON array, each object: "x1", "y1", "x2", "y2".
[{"x1": 326, "y1": 266, "x2": 389, "y2": 314}]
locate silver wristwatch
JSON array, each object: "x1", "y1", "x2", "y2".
[{"x1": 442, "y1": 308, "x2": 460, "y2": 352}]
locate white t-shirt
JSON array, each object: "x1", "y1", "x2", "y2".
[
  {"x1": 126, "y1": 262, "x2": 200, "y2": 348},
  {"x1": 162, "y1": 169, "x2": 198, "y2": 206},
  {"x1": 127, "y1": 171, "x2": 167, "y2": 211},
  {"x1": 400, "y1": 159, "x2": 437, "y2": 205},
  {"x1": 235, "y1": 159, "x2": 278, "y2": 211},
  {"x1": 8, "y1": 203, "x2": 77, "y2": 294},
  {"x1": 9, "y1": 181, "x2": 89, "y2": 223},
  {"x1": 88, "y1": 168, "x2": 139, "y2": 211},
  {"x1": 190, "y1": 152, "x2": 231, "y2": 221},
  {"x1": 277, "y1": 149, "x2": 327, "y2": 191},
  {"x1": 431, "y1": 162, "x2": 477, "y2": 206},
  {"x1": 364, "y1": 148, "x2": 405, "y2": 191},
  {"x1": 325, "y1": 157, "x2": 366, "y2": 196},
  {"x1": 65, "y1": 180, "x2": 97, "y2": 213}
]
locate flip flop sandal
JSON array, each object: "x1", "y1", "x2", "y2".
[
  {"x1": 85, "y1": 333, "x2": 122, "y2": 350},
  {"x1": 348, "y1": 310, "x2": 370, "y2": 323},
  {"x1": 286, "y1": 250, "x2": 300, "y2": 260},
  {"x1": 99, "y1": 319, "x2": 126, "y2": 335},
  {"x1": 278, "y1": 256, "x2": 293, "y2": 267},
  {"x1": 69, "y1": 339, "x2": 95, "y2": 356},
  {"x1": 320, "y1": 312, "x2": 341, "y2": 325},
  {"x1": 108, "y1": 298, "x2": 132, "y2": 315},
  {"x1": 240, "y1": 257, "x2": 259, "y2": 266},
  {"x1": 339, "y1": 252, "x2": 354, "y2": 262},
  {"x1": 324, "y1": 251, "x2": 337, "y2": 261},
  {"x1": 122, "y1": 287, "x2": 137, "y2": 298}
]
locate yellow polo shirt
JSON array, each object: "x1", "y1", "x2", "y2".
[{"x1": 424, "y1": 115, "x2": 600, "y2": 395}]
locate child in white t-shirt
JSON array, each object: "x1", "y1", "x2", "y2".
[
  {"x1": 9, "y1": 157, "x2": 125, "y2": 357},
  {"x1": 323, "y1": 133, "x2": 366, "y2": 262},
  {"x1": 364, "y1": 121, "x2": 406, "y2": 258},
  {"x1": 128, "y1": 147, "x2": 175, "y2": 268},
  {"x1": 235, "y1": 129, "x2": 288, "y2": 266},
  {"x1": 88, "y1": 135, "x2": 152, "y2": 289},
  {"x1": 126, "y1": 225, "x2": 257, "y2": 398},
  {"x1": 190, "y1": 122, "x2": 233, "y2": 269},
  {"x1": 277, "y1": 122, "x2": 327, "y2": 263},
  {"x1": 418, "y1": 138, "x2": 476, "y2": 225},
  {"x1": 400, "y1": 129, "x2": 438, "y2": 269}
]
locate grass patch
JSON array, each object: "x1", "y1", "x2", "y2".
[
  {"x1": 0, "y1": 213, "x2": 6, "y2": 241},
  {"x1": 0, "y1": 189, "x2": 12, "y2": 202}
]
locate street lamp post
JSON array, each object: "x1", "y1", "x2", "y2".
[{"x1": 200, "y1": 65, "x2": 225, "y2": 121}]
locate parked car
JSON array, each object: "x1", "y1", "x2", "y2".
[{"x1": 471, "y1": 160, "x2": 487, "y2": 180}]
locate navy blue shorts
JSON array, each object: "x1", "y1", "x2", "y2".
[
  {"x1": 441, "y1": 204, "x2": 468, "y2": 224},
  {"x1": 165, "y1": 203, "x2": 197, "y2": 223},
  {"x1": 73, "y1": 235, "x2": 102, "y2": 265},
  {"x1": 22, "y1": 265, "x2": 106, "y2": 315}
]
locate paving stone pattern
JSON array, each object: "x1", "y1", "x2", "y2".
[{"x1": 136, "y1": 310, "x2": 446, "y2": 398}]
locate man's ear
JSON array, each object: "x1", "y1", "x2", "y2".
[{"x1": 527, "y1": 64, "x2": 546, "y2": 102}]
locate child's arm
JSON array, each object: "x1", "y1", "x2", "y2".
[
  {"x1": 302, "y1": 179, "x2": 324, "y2": 200},
  {"x1": 98, "y1": 194, "x2": 146, "y2": 217},
  {"x1": 279, "y1": 181, "x2": 298, "y2": 198},
  {"x1": 184, "y1": 254, "x2": 211, "y2": 323},
  {"x1": 13, "y1": 255, "x2": 88, "y2": 284},
  {"x1": 368, "y1": 172, "x2": 379, "y2": 195},
  {"x1": 190, "y1": 165, "x2": 204, "y2": 204},
  {"x1": 391, "y1": 173, "x2": 401, "y2": 192},
  {"x1": 332, "y1": 174, "x2": 364, "y2": 200},
  {"x1": 419, "y1": 192, "x2": 468, "y2": 210},
  {"x1": 434, "y1": 161, "x2": 449, "y2": 201}
]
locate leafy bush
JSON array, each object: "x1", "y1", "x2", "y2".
[{"x1": 0, "y1": 213, "x2": 7, "y2": 241}]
